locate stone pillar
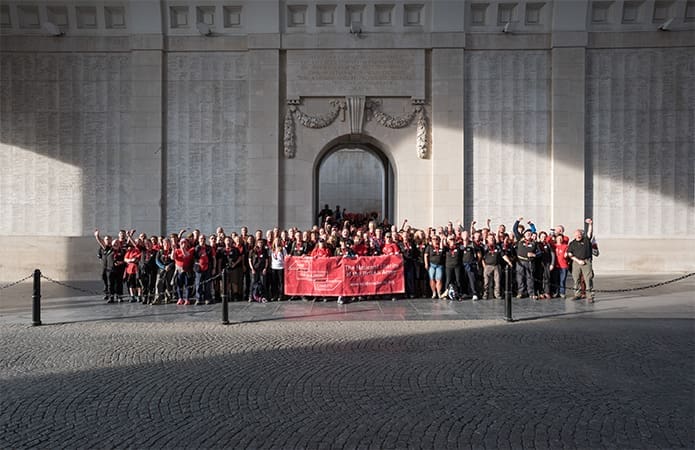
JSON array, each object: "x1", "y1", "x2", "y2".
[
  {"x1": 247, "y1": 49, "x2": 280, "y2": 229},
  {"x1": 550, "y1": 45, "x2": 586, "y2": 229},
  {"x1": 431, "y1": 48, "x2": 465, "y2": 224},
  {"x1": 129, "y1": 47, "x2": 163, "y2": 233}
]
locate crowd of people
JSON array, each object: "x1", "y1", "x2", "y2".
[{"x1": 94, "y1": 210, "x2": 597, "y2": 306}]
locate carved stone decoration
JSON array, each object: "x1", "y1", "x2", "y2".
[
  {"x1": 366, "y1": 100, "x2": 416, "y2": 128},
  {"x1": 284, "y1": 106, "x2": 297, "y2": 158},
  {"x1": 366, "y1": 99, "x2": 429, "y2": 159},
  {"x1": 294, "y1": 99, "x2": 345, "y2": 129},
  {"x1": 346, "y1": 96, "x2": 366, "y2": 134},
  {"x1": 283, "y1": 99, "x2": 346, "y2": 158},
  {"x1": 415, "y1": 106, "x2": 428, "y2": 159}
]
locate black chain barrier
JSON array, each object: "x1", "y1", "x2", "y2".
[
  {"x1": 527, "y1": 271, "x2": 695, "y2": 295},
  {"x1": 591, "y1": 272, "x2": 695, "y2": 293},
  {"x1": 11, "y1": 268, "x2": 694, "y2": 328},
  {"x1": 0, "y1": 274, "x2": 34, "y2": 290},
  {"x1": 39, "y1": 273, "x2": 104, "y2": 296}
]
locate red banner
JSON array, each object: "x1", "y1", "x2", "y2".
[{"x1": 284, "y1": 255, "x2": 405, "y2": 296}]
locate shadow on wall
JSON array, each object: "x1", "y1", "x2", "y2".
[
  {"x1": 462, "y1": 49, "x2": 694, "y2": 236},
  {"x1": 1, "y1": 49, "x2": 693, "y2": 243}
]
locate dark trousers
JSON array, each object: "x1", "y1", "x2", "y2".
[
  {"x1": 516, "y1": 260, "x2": 534, "y2": 296},
  {"x1": 195, "y1": 270, "x2": 211, "y2": 301},
  {"x1": 270, "y1": 268, "x2": 284, "y2": 299},
  {"x1": 404, "y1": 261, "x2": 416, "y2": 296},
  {"x1": 445, "y1": 265, "x2": 461, "y2": 291},
  {"x1": 463, "y1": 263, "x2": 478, "y2": 296}
]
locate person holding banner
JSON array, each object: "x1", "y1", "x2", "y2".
[{"x1": 381, "y1": 233, "x2": 401, "y2": 301}]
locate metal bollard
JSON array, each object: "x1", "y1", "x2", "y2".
[
  {"x1": 32, "y1": 269, "x2": 42, "y2": 327},
  {"x1": 504, "y1": 265, "x2": 513, "y2": 322},
  {"x1": 221, "y1": 270, "x2": 229, "y2": 325}
]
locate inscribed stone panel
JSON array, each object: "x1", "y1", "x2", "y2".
[
  {"x1": 587, "y1": 48, "x2": 695, "y2": 237},
  {"x1": 166, "y1": 52, "x2": 249, "y2": 232},
  {"x1": 464, "y1": 51, "x2": 551, "y2": 229},
  {"x1": 286, "y1": 49, "x2": 425, "y2": 98},
  {"x1": 0, "y1": 53, "x2": 132, "y2": 236}
]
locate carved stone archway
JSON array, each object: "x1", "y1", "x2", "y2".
[{"x1": 314, "y1": 136, "x2": 395, "y2": 224}]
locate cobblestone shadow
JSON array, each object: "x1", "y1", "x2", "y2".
[{"x1": 1, "y1": 318, "x2": 693, "y2": 449}]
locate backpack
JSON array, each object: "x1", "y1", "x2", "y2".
[
  {"x1": 591, "y1": 237, "x2": 600, "y2": 257},
  {"x1": 251, "y1": 280, "x2": 266, "y2": 303},
  {"x1": 447, "y1": 284, "x2": 460, "y2": 301}
]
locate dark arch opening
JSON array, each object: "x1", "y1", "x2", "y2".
[{"x1": 314, "y1": 137, "x2": 394, "y2": 225}]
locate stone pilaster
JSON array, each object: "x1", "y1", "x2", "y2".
[
  {"x1": 550, "y1": 47, "x2": 586, "y2": 229},
  {"x1": 129, "y1": 49, "x2": 163, "y2": 233},
  {"x1": 431, "y1": 48, "x2": 465, "y2": 224},
  {"x1": 246, "y1": 49, "x2": 280, "y2": 229}
]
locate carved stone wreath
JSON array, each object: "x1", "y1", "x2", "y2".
[
  {"x1": 284, "y1": 100, "x2": 345, "y2": 158},
  {"x1": 367, "y1": 100, "x2": 429, "y2": 159},
  {"x1": 366, "y1": 100, "x2": 416, "y2": 129},
  {"x1": 283, "y1": 98, "x2": 429, "y2": 159}
]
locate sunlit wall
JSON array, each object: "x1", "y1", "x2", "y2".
[
  {"x1": 465, "y1": 50, "x2": 552, "y2": 228},
  {"x1": 0, "y1": 53, "x2": 132, "y2": 236},
  {"x1": 586, "y1": 47, "x2": 695, "y2": 237}
]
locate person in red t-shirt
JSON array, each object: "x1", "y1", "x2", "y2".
[
  {"x1": 552, "y1": 235, "x2": 570, "y2": 298},
  {"x1": 123, "y1": 244, "x2": 142, "y2": 303},
  {"x1": 381, "y1": 233, "x2": 401, "y2": 256},
  {"x1": 173, "y1": 239, "x2": 194, "y2": 305},
  {"x1": 352, "y1": 235, "x2": 368, "y2": 256},
  {"x1": 310, "y1": 239, "x2": 332, "y2": 257},
  {"x1": 381, "y1": 233, "x2": 402, "y2": 301},
  {"x1": 194, "y1": 234, "x2": 213, "y2": 305}
]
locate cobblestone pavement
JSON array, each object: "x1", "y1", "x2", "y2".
[{"x1": 0, "y1": 274, "x2": 693, "y2": 449}]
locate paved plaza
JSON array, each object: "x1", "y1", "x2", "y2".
[{"x1": 0, "y1": 273, "x2": 693, "y2": 449}]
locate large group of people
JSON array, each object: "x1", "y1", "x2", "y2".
[{"x1": 94, "y1": 211, "x2": 597, "y2": 306}]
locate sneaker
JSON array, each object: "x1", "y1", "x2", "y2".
[
  {"x1": 337, "y1": 296, "x2": 344, "y2": 305},
  {"x1": 106, "y1": 297, "x2": 115, "y2": 304},
  {"x1": 183, "y1": 299, "x2": 191, "y2": 305},
  {"x1": 472, "y1": 295, "x2": 479, "y2": 301},
  {"x1": 130, "y1": 296, "x2": 137, "y2": 303},
  {"x1": 432, "y1": 292, "x2": 438, "y2": 299},
  {"x1": 204, "y1": 300, "x2": 211, "y2": 305},
  {"x1": 391, "y1": 297, "x2": 397, "y2": 302},
  {"x1": 439, "y1": 292, "x2": 448, "y2": 299},
  {"x1": 560, "y1": 294, "x2": 566, "y2": 299},
  {"x1": 176, "y1": 299, "x2": 184, "y2": 305},
  {"x1": 194, "y1": 300, "x2": 201, "y2": 305}
]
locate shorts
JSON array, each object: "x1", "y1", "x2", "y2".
[{"x1": 428, "y1": 263, "x2": 443, "y2": 281}]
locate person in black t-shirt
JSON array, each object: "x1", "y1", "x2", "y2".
[{"x1": 567, "y1": 219, "x2": 595, "y2": 302}]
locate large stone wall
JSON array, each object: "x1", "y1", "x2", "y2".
[
  {"x1": 0, "y1": 52, "x2": 132, "y2": 236},
  {"x1": 465, "y1": 50, "x2": 552, "y2": 228},
  {"x1": 166, "y1": 52, "x2": 249, "y2": 232},
  {"x1": 586, "y1": 47, "x2": 695, "y2": 237},
  {"x1": 1, "y1": 1, "x2": 694, "y2": 279}
]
